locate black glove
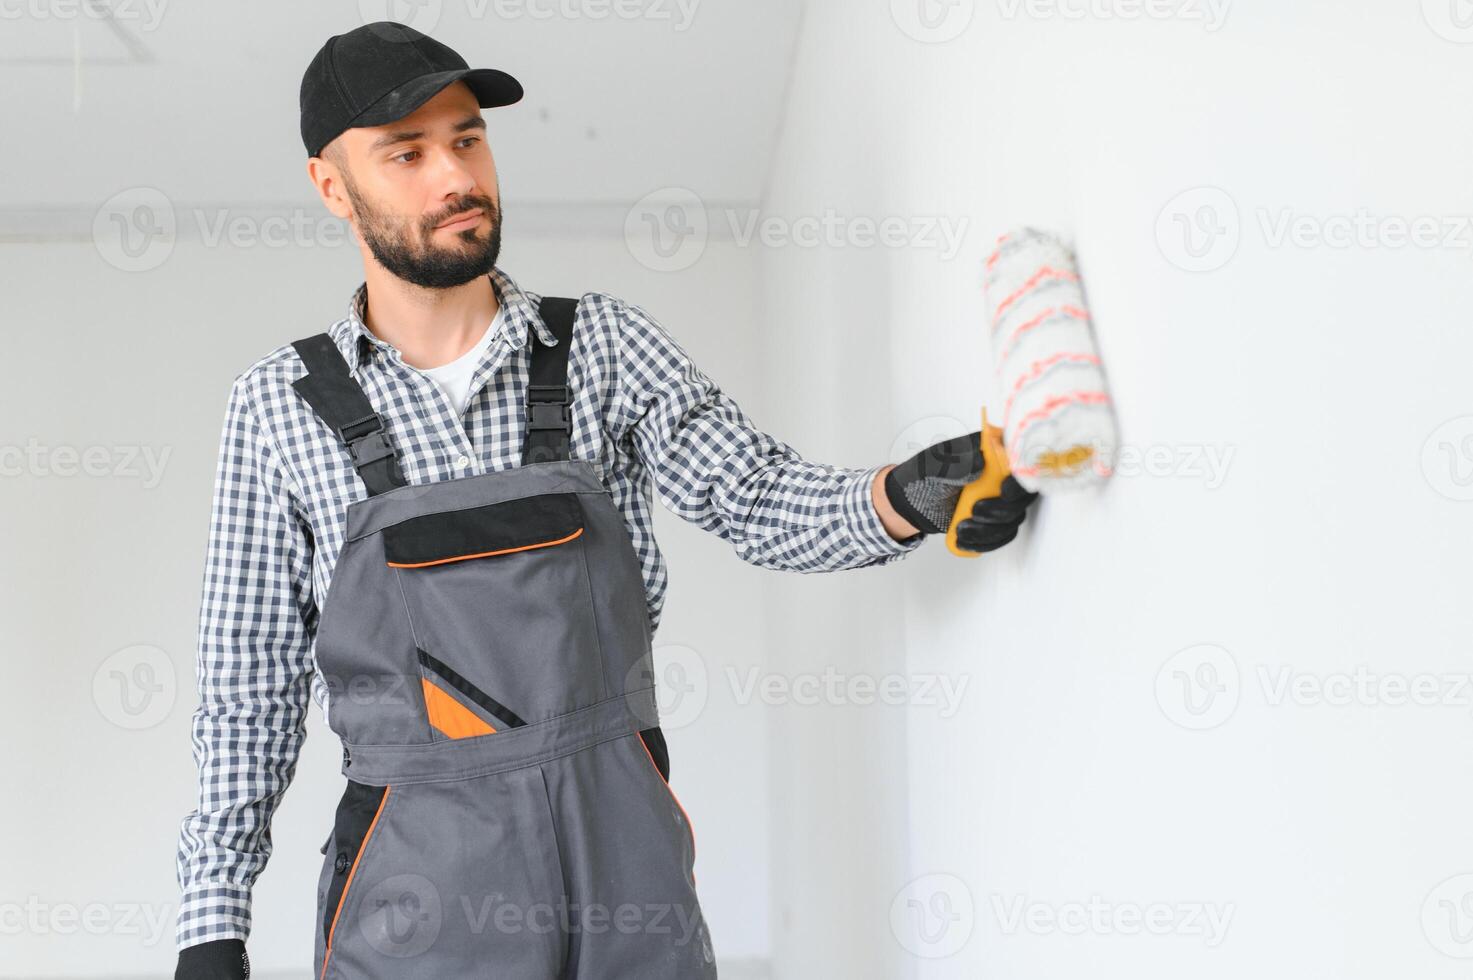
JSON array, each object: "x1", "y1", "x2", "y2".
[
  {"x1": 953, "y1": 474, "x2": 1038, "y2": 553},
  {"x1": 884, "y1": 431, "x2": 986, "y2": 536},
  {"x1": 884, "y1": 430, "x2": 1038, "y2": 547},
  {"x1": 175, "y1": 938, "x2": 249, "y2": 979}
]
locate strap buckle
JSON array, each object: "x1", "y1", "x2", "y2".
[
  {"x1": 526, "y1": 385, "x2": 571, "y2": 432},
  {"x1": 339, "y1": 412, "x2": 395, "y2": 467}
]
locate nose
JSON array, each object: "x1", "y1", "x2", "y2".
[{"x1": 428, "y1": 143, "x2": 479, "y2": 204}]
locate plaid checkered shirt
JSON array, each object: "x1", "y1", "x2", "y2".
[{"x1": 173, "y1": 264, "x2": 923, "y2": 951}]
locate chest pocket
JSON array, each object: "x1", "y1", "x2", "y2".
[
  {"x1": 383, "y1": 491, "x2": 584, "y2": 567},
  {"x1": 382, "y1": 490, "x2": 609, "y2": 733}
]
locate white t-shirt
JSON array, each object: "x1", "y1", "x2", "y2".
[{"x1": 419, "y1": 306, "x2": 504, "y2": 416}]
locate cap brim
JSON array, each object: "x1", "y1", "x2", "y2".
[{"x1": 349, "y1": 67, "x2": 523, "y2": 129}]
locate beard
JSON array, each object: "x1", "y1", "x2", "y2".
[{"x1": 342, "y1": 170, "x2": 503, "y2": 290}]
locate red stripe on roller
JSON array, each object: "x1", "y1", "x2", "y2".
[
  {"x1": 1001, "y1": 352, "x2": 1104, "y2": 426},
  {"x1": 995, "y1": 305, "x2": 1092, "y2": 364},
  {"x1": 992, "y1": 266, "x2": 1081, "y2": 322},
  {"x1": 1008, "y1": 390, "x2": 1114, "y2": 478},
  {"x1": 984, "y1": 232, "x2": 1013, "y2": 271}
]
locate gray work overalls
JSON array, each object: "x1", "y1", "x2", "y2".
[{"x1": 289, "y1": 296, "x2": 717, "y2": 979}]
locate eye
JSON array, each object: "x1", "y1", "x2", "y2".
[
  {"x1": 458, "y1": 136, "x2": 481, "y2": 149},
  {"x1": 392, "y1": 149, "x2": 420, "y2": 164}
]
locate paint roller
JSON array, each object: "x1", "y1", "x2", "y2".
[{"x1": 947, "y1": 227, "x2": 1119, "y2": 557}]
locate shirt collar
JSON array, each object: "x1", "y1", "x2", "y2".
[{"x1": 337, "y1": 265, "x2": 557, "y2": 381}]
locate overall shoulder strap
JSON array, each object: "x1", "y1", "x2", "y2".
[
  {"x1": 521, "y1": 297, "x2": 577, "y2": 465},
  {"x1": 289, "y1": 333, "x2": 408, "y2": 496}
]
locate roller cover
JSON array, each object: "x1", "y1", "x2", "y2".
[{"x1": 984, "y1": 227, "x2": 1118, "y2": 492}]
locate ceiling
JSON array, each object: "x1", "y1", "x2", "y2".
[{"x1": 0, "y1": 0, "x2": 801, "y2": 233}]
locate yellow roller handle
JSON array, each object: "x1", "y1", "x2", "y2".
[{"x1": 946, "y1": 408, "x2": 1012, "y2": 558}]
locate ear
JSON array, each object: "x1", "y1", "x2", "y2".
[{"x1": 306, "y1": 154, "x2": 351, "y2": 221}]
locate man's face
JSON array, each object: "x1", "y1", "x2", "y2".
[{"x1": 319, "y1": 82, "x2": 503, "y2": 290}]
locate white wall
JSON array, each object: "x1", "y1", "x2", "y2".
[
  {"x1": 761, "y1": 1, "x2": 1473, "y2": 978},
  {"x1": 0, "y1": 230, "x2": 771, "y2": 976},
  {"x1": 10, "y1": 1, "x2": 1473, "y2": 977}
]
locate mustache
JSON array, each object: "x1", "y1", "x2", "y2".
[{"x1": 429, "y1": 198, "x2": 496, "y2": 230}]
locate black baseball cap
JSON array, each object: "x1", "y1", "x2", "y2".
[{"x1": 300, "y1": 21, "x2": 523, "y2": 159}]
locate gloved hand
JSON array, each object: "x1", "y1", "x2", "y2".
[
  {"x1": 953, "y1": 473, "x2": 1038, "y2": 552},
  {"x1": 883, "y1": 430, "x2": 1039, "y2": 549},
  {"x1": 175, "y1": 938, "x2": 249, "y2": 979}
]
